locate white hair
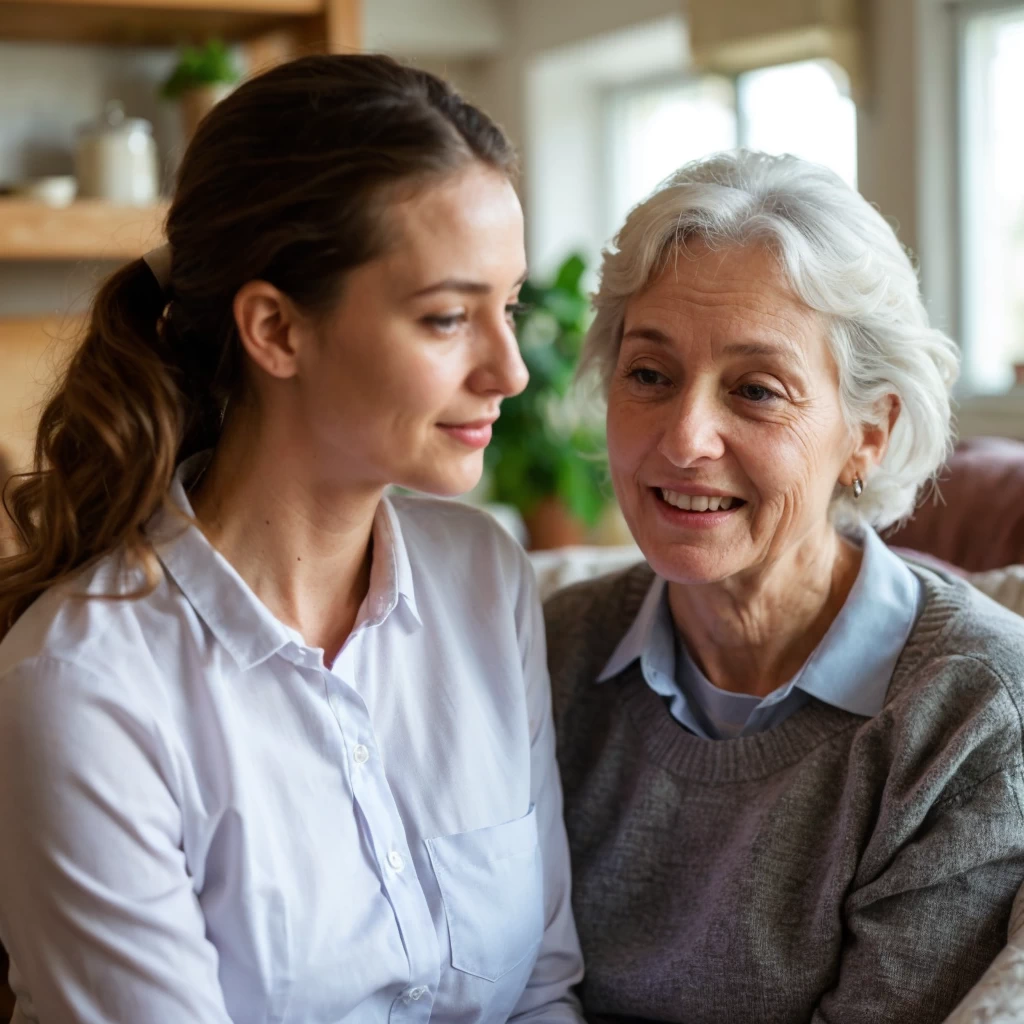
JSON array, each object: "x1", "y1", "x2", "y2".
[{"x1": 583, "y1": 150, "x2": 959, "y2": 531}]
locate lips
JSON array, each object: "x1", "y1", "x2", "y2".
[
  {"x1": 437, "y1": 417, "x2": 498, "y2": 450},
  {"x1": 440, "y1": 418, "x2": 498, "y2": 431}
]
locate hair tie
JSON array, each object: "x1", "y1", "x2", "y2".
[{"x1": 142, "y1": 243, "x2": 172, "y2": 293}]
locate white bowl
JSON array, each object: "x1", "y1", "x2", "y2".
[{"x1": 13, "y1": 176, "x2": 78, "y2": 207}]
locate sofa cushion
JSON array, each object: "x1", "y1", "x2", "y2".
[{"x1": 887, "y1": 437, "x2": 1024, "y2": 572}]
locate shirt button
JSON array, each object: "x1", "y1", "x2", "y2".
[
  {"x1": 387, "y1": 850, "x2": 405, "y2": 872},
  {"x1": 352, "y1": 744, "x2": 369, "y2": 765},
  {"x1": 408, "y1": 986, "x2": 427, "y2": 1001}
]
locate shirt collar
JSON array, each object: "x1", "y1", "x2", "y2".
[
  {"x1": 367, "y1": 496, "x2": 421, "y2": 629},
  {"x1": 598, "y1": 574, "x2": 668, "y2": 682},
  {"x1": 787, "y1": 525, "x2": 920, "y2": 717},
  {"x1": 596, "y1": 526, "x2": 921, "y2": 719},
  {"x1": 147, "y1": 455, "x2": 421, "y2": 672}
]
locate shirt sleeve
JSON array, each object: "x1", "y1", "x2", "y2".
[
  {"x1": 811, "y1": 762, "x2": 1024, "y2": 1024},
  {"x1": 508, "y1": 556, "x2": 586, "y2": 1023},
  {"x1": 0, "y1": 655, "x2": 234, "y2": 1024}
]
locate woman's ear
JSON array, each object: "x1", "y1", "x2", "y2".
[
  {"x1": 233, "y1": 281, "x2": 308, "y2": 381},
  {"x1": 840, "y1": 394, "x2": 901, "y2": 487}
]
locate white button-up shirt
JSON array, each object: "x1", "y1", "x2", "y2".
[{"x1": 0, "y1": 463, "x2": 584, "y2": 1024}]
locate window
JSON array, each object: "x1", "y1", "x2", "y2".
[
  {"x1": 959, "y1": 3, "x2": 1024, "y2": 392},
  {"x1": 606, "y1": 59, "x2": 857, "y2": 241}
]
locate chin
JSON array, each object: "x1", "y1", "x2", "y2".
[
  {"x1": 398, "y1": 459, "x2": 484, "y2": 499},
  {"x1": 642, "y1": 546, "x2": 738, "y2": 586}
]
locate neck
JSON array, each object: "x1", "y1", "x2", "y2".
[
  {"x1": 667, "y1": 525, "x2": 863, "y2": 698},
  {"x1": 189, "y1": 407, "x2": 381, "y2": 665}
]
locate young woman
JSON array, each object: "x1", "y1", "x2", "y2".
[{"x1": 0, "y1": 55, "x2": 583, "y2": 1024}]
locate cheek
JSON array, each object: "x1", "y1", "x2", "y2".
[
  {"x1": 745, "y1": 407, "x2": 849, "y2": 518},
  {"x1": 321, "y1": 336, "x2": 463, "y2": 424},
  {"x1": 606, "y1": 394, "x2": 658, "y2": 473}
]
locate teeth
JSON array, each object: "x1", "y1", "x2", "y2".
[{"x1": 660, "y1": 489, "x2": 738, "y2": 512}]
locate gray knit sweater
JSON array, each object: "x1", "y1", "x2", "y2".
[{"x1": 545, "y1": 562, "x2": 1024, "y2": 1024}]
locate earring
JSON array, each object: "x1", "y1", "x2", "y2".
[{"x1": 852, "y1": 475, "x2": 864, "y2": 500}]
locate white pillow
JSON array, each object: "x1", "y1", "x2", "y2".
[
  {"x1": 967, "y1": 565, "x2": 1024, "y2": 617},
  {"x1": 528, "y1": 545, "x2": 642, "y2": 603}
]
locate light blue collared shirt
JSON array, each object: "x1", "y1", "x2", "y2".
[
  {"x1": 598, "y1": 528, "x2": 923, "y2": 739},
  {"x1": 0, "y1": 457, "x2": 583, "y2": 1024}
]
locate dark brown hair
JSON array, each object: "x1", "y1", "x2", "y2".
[{"x1": 0, "y1": 54, "x2": 516, "y2": 635}]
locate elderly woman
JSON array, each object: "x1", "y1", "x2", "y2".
[{"x1": 546, "y1": 150, "x2": 1024, "y2": 1024}]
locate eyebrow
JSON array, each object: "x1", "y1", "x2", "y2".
[
  {"x1": 410, "y1": 269, "x2": 529, "y2": 299},
  {"x1": 720, "y1": 341, "x2": 789, "y2": 359},
  {"x1": 622, "y1": 326, "x2": 673, "y2": 345},
  {"x1": 622, "y1": 328, "x2": 788, "y2": 360}
]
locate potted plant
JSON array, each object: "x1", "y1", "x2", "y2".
[
  {"x1": 161, "y1": 39, "x2": 240, "y2": 140},
  {"x1": 487, "y1": 252, "x2": 609, "y2": 549}
]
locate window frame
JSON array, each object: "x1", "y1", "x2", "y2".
[
  {"x1": 600, "y1": 69, "x2": 736, "y2": 242},
  {"x1": 953, "y1": 0, "x2": 1024, "y2": 393},
  {"x1": 601, "y1": 59, "x2": 857, "y2": 249}
]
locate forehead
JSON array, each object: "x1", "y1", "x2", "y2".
[
  {"x1": 382, "y1": 165, "x2": 525, "y2": 275},
  {"x1": 624, "y1": 241, "x2": 824, "y2": 353}
]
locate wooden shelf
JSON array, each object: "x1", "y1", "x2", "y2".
[
  {"x1": 0, "y1": 0, "x2": 326, "y2": 46},
  {"x1": 0, "y1": 199, "x2": 168, "y2": 261},
  {"x1": 0, "y1": 315, "x2": 84, "y2": 475}
]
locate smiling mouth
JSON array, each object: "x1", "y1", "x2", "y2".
[{"x1": 656, "y1": 488, "x2": 747, "y2": 513}]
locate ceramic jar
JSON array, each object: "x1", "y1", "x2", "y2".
[{"x1": 75, "y1": 101, "x2": 159, "y2": 205}]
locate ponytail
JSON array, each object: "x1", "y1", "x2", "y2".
[{"x1": 0, "y1": 259, "x2": 182, "y2": 636}]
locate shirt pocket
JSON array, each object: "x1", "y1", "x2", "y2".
[{"x1": 425, "y1": 805, "x2": 544, "y2": 983}]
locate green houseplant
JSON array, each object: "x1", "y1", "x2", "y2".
[
  {"x1": 487, "y1": 252, "x2": 608, "y2": 548},
  {"x1": 161, "y1": 40, "x2": 241, "y2": 139}
]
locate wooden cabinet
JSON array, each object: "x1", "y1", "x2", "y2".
[{"x1": 0, "y1": 0, "x2": 360, "y2": 52}]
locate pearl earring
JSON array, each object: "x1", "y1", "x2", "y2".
[{"x1": 852, "y1": 475, "x2": 864, "y2": 500}]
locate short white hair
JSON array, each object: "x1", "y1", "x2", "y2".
[{"x1": 583, "y1": 150, "x2": 959, "y2": 531}]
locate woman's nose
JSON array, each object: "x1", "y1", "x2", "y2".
[
  {"x1": 656, "y1": 386, "x2": 727, "y2": 467},
  {"x1": 474, "y1": 318, "x2": 529, "y2": 398}
]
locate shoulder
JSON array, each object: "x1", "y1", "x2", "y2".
[
  {"x1": 0, "y1": 552, "x2": 195, "y2": 739},
  {"x1": 0, "y1": 616, "x2": 167, "y2": 797},
  {"x1": 544, "y1": 560, "x2": 653, "y2": 642},
  {"x1": 388, "y1": 492, "x2": 531, "y2": 582},
  {"x1": 0, "y1": 552, "x2": 163, "y2": 680},
  {"x1": 885, "y1": 567, "x2": 1024, "y2": 787},
  {"x1": 905, "y1": 566, "x2": 1024, "y2": 693},
  {"x1": 543, "y1": 561, "x2": 653, "y2": 708}
]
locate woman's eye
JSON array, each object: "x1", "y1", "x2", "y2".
[
  {"x1": 737, "y1": 383, "x2": 780, "y2": 403},
  {"x1": 505, "y1": 301, "x2": 532, "y2": 324},
  {"x1": 628, "y1": 367, "x2": 669, "y2": 387},
  {"x1": 423, "y1": 313, "x2": 467, "y2": 333}
]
